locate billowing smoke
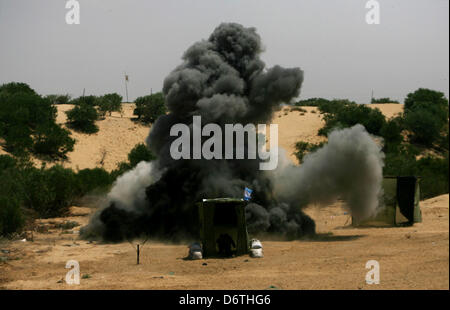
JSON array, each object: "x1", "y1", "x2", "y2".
[{"x1": 81, "y1": 23, "x2": 384, "y2": 242}]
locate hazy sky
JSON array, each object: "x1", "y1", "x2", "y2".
[{"x1": 0, "y1": 0, "x2": 448, "y2": 103}]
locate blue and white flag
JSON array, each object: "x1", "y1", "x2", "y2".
[{"x1": 244, "y1": 187, "x2": 253, "y2": 201}]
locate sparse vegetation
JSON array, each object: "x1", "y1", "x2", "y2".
[
  {"x1": 46, "y1": 94, "x2": 71, "y2": 105},
  {"x1": 293, "y1": 141, "x2": 325, "y2": 163},
  {"x1": 112, "y1": 143, "x2": 156, "y2": 177},
  {"x1": 0, "y1": 82, "x2": 75, "y2": 159},
  {"x1": 371, "y1": 97, "x2": 399, "y2": 104},
  {"x1": 66, "y1": 102, "x2": 99, "y2": 134},
  {"x1": 98, "y1": 93, "x2": 123, "y2": 117},
  {"x1": 133, "y1": 92, "x2": 166, "y2": 123},
  {"x1": 295, "y1": 88, "x2": 449, "y2": 200}
]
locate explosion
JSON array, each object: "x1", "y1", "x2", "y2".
[{"x1": 81, "y1": 23, "x2": 384, "y2": 242}]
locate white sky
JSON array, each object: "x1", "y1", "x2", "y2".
[{"x1": 0, "y1": 0, "x2": 448, "y2": 103}]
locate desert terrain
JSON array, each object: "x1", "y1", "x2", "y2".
[
  {"x1": 0, "y1": 194, "x2": 447, "y2": 290},
  {"x1": 2, "y1": 102, "x2": 447, "y2": 290}
]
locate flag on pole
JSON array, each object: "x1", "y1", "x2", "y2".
[
  {"x1": 244, "y1": 187, "x2": 253, "y2": 201},
  {"x1": 125, "y1": 75, "x2": 129, "y2": 82}
]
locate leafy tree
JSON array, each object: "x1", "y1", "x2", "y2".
[
  {"x1": 403, "y1": 89, "x2": 449, "y2": 147},
  {"x1": 318, "y1": 101, "x2": 386, "y2": 136},
  {"x1": 127, "y1": 143, "x2": 156, "y2": 167},
  {"x1": 111, "y1": 143, "x2": 156, "y2": 178},
  {"x1": 46, "y1": 94, "x2": 71, "y2": 105},
  {"x1": 0, "y1": 84, "x2": 74, "y2": 158},
  {"x1": 98, "y1": 93, "x2": 123, "y2": 117},
  {"x1": 294, "y1": 98, "x2": 330, "y2": 107},
  {"x1": 0, "y1": 154, "x2": 17, "y2": 171},
  {"x1": 33, "y1": 123, "x2": 75, "y2": 159},
  {"x1": 70, "y1": 95, "x2": 99, "y2": 106},
  {"x1": 134, "y1": 92, "x2": 166, "y2": 123},
  {"x1": 293, "y1": 141, "x2": 325, "y2": 163},
  {"x1": 66, "y1": 102, "x2": 99, "y2": 133},
  {"x1": 75, "y1": 168, "x2": 114, "y2": 196},
  {"x1": 380, "y1": 116, "x2": 404, "y2": 152},
  {"x1": 371, "y1": 97, "x2": 399, "y2": 104},
  {"x1": 20, "y1": 165, "x2": 79, "y2": 218},
  {"x1": 0, "y1": 82, "x2": 36, "y2": 95},
  {"x1": 404, "y1": 88, "x2": 448, "y2": 111}
]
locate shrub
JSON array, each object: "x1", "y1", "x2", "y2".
[
  {"x1": 134, "y1": 92, "x2": 166, "y2": 123},
  {"x1": 0, "y1": 154, "x2": 17, "y2": 171},
  {"x1": 404, "y1": 88, "x2": 448, "y2": 111},
  {"x1": 383, "y1": 146, "x2": 449, "y2": 199},
  {"x1": 75, "y1": 168, "x2": 114, "y2": 196},
  {"x1": 293, "y1": 141, "x2": 325, "y2": 163},
  {"x1": 66, "y1": 103, "x2": 99, "y2": 133},
  {"x1": 380, "y1": 116, "x2": 404, "y2": 152},
  {"x1": 403, "y1": 99, "x2": 448, "y2": 147},
  {"x1": 294, "y1": 98, "x2": 330, "y2": 107},
  {"x1": 46, "y1": 94, "x2": 71, "y2": 105},
  {"x1": 70, "y1": 95, "x2": 99, "y2": 106},
  {"x1": 127, "y1": 143, "x2": 156, "y2": 167},
  {"x1": 20, "y1": 165, "x2": 79, "y2": 218},
  {"x1": 33, "y1": 123, "x2": 75, "y2": 159},
  {"x1": 371, "y1": 97, "x2": 399, "y2": 104},
  {"x1": 0, "y1": 85, "x2": 74, "y2": 158},
  {"x1": 0, "y1": 82, "x2": 36, "y2": 95},
  {"x1": 318, "y1": 101, "x2": 386, "y2": 136},
  {"x1": 0, "y1": 196, "x2": 24, "y2": 236},
  {"x1": 98, "y1": 93, "x2": 123, "y2": 117}
]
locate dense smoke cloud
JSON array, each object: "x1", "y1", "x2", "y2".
[{"x1": 81, "y1": 23, "x2": 384, "y2": 242}]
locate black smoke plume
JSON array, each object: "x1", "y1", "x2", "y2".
[{"x1": 81, "y1": 23, "x2": 384, "y2": 242}]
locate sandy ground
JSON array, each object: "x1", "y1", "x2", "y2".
[{"x1": 0, "y1": 194, "x2": 447, "y2": 290}]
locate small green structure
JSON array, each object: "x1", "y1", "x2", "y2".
[
  {"x1": 355, "y1": 176, "x2": 422, "y2": 227},
  {"x1": 197, "y1": 198, "x2": 249, "y2": 257}
]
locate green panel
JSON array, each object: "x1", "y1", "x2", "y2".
[{"x1": 355, "y1": 177, "x2": 397, "y2": 226}]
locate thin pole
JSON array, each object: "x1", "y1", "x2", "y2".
[
  {"x1": 124, "y1": 73, "x2": 129, "y2": 103},
  {"x1": 137, "y1": 244, "x2": 140, "y2": 265}
]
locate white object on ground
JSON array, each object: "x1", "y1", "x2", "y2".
[
  {"x1": 250, "y1": 239, "x2": 263, "y2": 258},
  {"x1": 188, "y1": 242, "x2": 203, "y2": 260}
]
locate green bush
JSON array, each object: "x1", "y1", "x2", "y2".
[
  {"x1": 404, "y1": 88, "x2": 448, "y2": 111},
  {"x1": 383, "y1": 146, "x2": 449, "y2": 199},
  {"x1": 70, "y1": 95, "x2": 99, "y2": 106},
  {"x1": 0, "y1": 154, "x2": 17, "y2": 171},
  {"x1": 98, "y1": 93, "x2": 123, "y2": 117},
  {"x1": 0, "y1": 82, "x2": 36, "y2": 95},
  {"x1": 75, "y1": 168, "x2": 114, "y2": 196},
  {"x1": 0, "y1": 84, "x2": 74, "y2": 158},
  {"x1": 20, "y1": 165, "x2": 79, "y2": 218},
  {"x1": 127, "y1": 143, "x2": 156, "y2": 167},
  {"x1": 318, "y1": 101, "x2": 386, "y2": 136},
  {"x1": 371, "y1": 97, "x2": 399, "y2": 104},
  {"x1": 33, "y1": 123, "x2": 75, "y2": 159},
  {"x1": 293, "y1": 141, "x2": 325, "y2": 163},
  {"x1": 380, "y1": 116, "x2": 404, "y2": 152},
  {"x1": 46, "y1": 94, "x2": 71, "y2": 105},
  {"x1": 134, "y1": 92, "x2": 166, "y2": 123},
  {"x1": 294, "y1": 98, "x2": 330, "y2": 107},
  {"x1": 0, "y1": 196, "x2": 24, "y2": 236},
  {"x1": 403, "y1": 101, "x2": 448, "y2": 147},
  {"x1": 66, "y1": 103, "x2": 99, "y2": 133}
]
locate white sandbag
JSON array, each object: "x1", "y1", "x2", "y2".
[
  {"x1": 250, "y1": 248, "x2": 263, "y2": 258},
  {"x1": 188, "y1": 242, "x2": 203, "y2": 260},
  {"x1": 249, "y1": 239, "x2": 263, "y2": 258},
  {"x1": 250, "y1": 239, "x2": 262, "y2": 249}
]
